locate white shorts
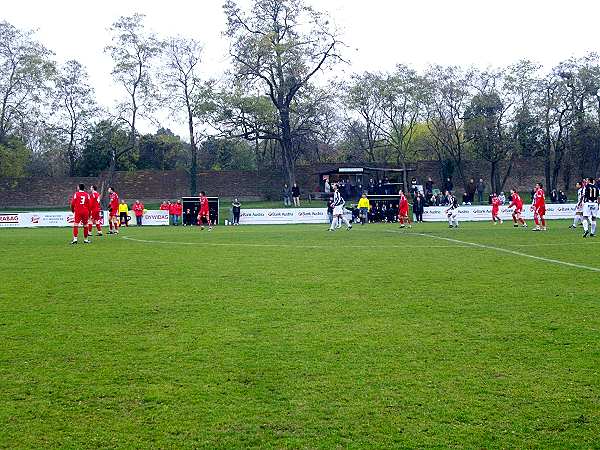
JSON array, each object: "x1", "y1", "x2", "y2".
[
  {"x1": 575, "y1": 204, "x2": 583, "y2": 213},
  {"x1": 583, "y1": 202, "x2": 598, "y2": 218},
  {"x1": 333, "y1": 205, "x2": 345, "y2": 216},
  {"x1": 447, "y1": 210, "x2": 458, "y2": 219}
]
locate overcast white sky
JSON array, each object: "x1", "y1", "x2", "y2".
[{"x1": 2, "y1": 0, "x2": 599, "y2": 136}]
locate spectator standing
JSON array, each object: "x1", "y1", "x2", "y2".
[
  {"x1": 118, "y1": 200, "x2": 129, "y2": 227},
  {"x1": 413, "y1": 192, "x2": 424, "y2": 223},
  {"x1": 133, "y1": 200, "x2": 144, "y2": 226},
  {"x1": 168, "y1": 201, "x2": 176, "y2": 225},
  {"x1": 232, "y1": 198, "x2": 241, "y2": 225},
  {"x1": 172, "y1": 200, "x2": 182, "y2": 225},
  {"x1": 425, "y1": 176, "x2": 434, "y2": 195},
  {"x1": 324, "y1": 179, "x2": 331, "y2": 193},
  {"x1": 326, "y1": 196, "x2": 334, "y2": 224},
  {"x1": 466, "y1": 178, "x2": 476, "y2": 204},
  {"x1": 160, "y1": 201, "x2": 170, "y2": 212},
  {"x1": 550, "y1": 189, "x2": 558, "y2": 203},
  {"x1": 183, "y1": 208, "x2": 193, "y2": 226},
  {"x1": 443, "y1": 177, "x2": 453, "y2": 193},
  {"x1": 476, "y1": 178, "x2": 485, "y2": 204},
  {"x1": 410, "y1": 177, "x2": 418, "y2": 198},
  {"x1": 292, "y1": 183, "x2": 301, "y2": 207},
  {"x1": 558, "y1": 190, "x2": 567, "y2": 203},
  {"x1": 282, "y1": 184, "x2": 292, "y2": 206}
]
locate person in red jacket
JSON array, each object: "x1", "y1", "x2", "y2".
[
  {"x1": 398, "y1": 190, "x2": 412, "y2": 228},
  {"x1": 132, "y1": 200, "x2": 145, "y2": 226},
  {"x1": 168, "y1": 201, "x2": 176, "y2": 225},
  {"x1": 107, "y1": 187, "x2": 120, "y2": 234},
  {"x1": 531, "y1": 182, "x2": 546, "y2": 231},
  {"x1": 88, "y1": 185, "x2": 103, "y2": 236},
  {"x1": 71, "y1": 183, "x2": 91, "y2": 244},
  {"x1": 172, "y1": 199, "x2": 183, "y2": 226},
  {"x1": 491, "y1": 193, "x2": 502, "y2": 224}
]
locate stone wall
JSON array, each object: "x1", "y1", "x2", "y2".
[{"x1": 0, "y1": 159, "x2": 552, "y2": 208}]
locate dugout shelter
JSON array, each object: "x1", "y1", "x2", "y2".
[{"x1": 181, "y1": 196, "x2": 220, "y2": 225}]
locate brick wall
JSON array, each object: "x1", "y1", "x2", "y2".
[{"x1": 0, "y1": 159, "x2": 552, "y2": 208}]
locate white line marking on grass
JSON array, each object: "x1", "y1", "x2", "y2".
[
  {"x1": 120, "y1": 235, "x2": 467, "y2": 250},
  {"x1": 412, "y1": 232, "x2": 600, "y2": 273}
]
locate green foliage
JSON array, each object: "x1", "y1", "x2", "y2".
[
  {"x1": 0, "y1": 137, "x2": 31, "y2": 178},
  {"x1": 137, "y1": 128, "x2": 185, "y2": 171},
  {"x1": 200, "y1": 137, "x2": 256, "y2": 171},
  {"x1": 78, "y1": 121, "x2": 130, "y2": 176}
]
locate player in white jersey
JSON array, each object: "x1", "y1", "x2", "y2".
[
  {"x1": 445, "y1": 192, "x2": 459, "y2": 228},
  {"x1": 328, "y1": 184, "x2": 352, "y2": 231},
  {"x1": 582, "y1": 177, "x2": 599, "y2": 238},
  {"x1": 569, "y1": 181, "x2": 585, "y2": 229}
]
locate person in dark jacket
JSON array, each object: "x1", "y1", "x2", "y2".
[
  {"x1": 292, "y1": 183, "x2": 301, "y2": 207},
  {"x1": 443, "y1": 177, "x2": 453, "y2": 193},
  {"x1": 231, "y1": 198, "x2": 241, "y2": 225},
  {"x1": 476, "y1": 178, "x2": 485, "y2": 204},
  {"x1": 466, "y1": 178, "x2": 476, "y2": 204},
  {"x1": 413, "y1": 192, "x2": 425, "y2": 223},
  {"x1": 425, "y1": 176, "x2": 434, "y2": 194}
]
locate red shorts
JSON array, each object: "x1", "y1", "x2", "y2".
[
  {"x1": 399, "y1": 209, "x2": 409, "y2": 217},
  {"x1": 492, "y1": 209, "x2": 499, "y2": 216},
  {"x1": 513, "y1": 208, "x2": 522, "y2": 215},
  {"x1": 536, "y1": 207, "x2": 546, "y2": 216},
  {"x1": 74, "y1": 211, "x2": 89, "y2": 225},
  {"x1": 109, "y1": 209, "x2": 118, "y2": 218},
  {"x1": 90, "y1": 209, "x2": 102, "y2": 221}
]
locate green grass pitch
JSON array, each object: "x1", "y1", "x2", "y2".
[{"x1": 1, "y1": 221, "x2": 599, "y2": 448}]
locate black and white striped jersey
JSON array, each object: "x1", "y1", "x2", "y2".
[
  {"x1": 577, "y1": 187, "x2": 584, "y2": 206},
  {"x1": 584, "y1": 184, "x2": 599, "y2": 203},
  {"x1": 332, "y1": 191, "x2": 345, "y2": 207}
]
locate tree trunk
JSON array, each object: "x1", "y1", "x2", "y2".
[
  {"x1": 188, "y1": 116, "x2": 197, "y2": 196},
  {"x1": 279, "y1": 106, "x2": 296, "y2": 186}
]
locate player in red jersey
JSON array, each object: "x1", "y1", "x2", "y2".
[
  {"x1": 197, "y1": 191, "x2": 212, "y2": 230},
  {"x1": 397, "y1": 190, "x2": 412, "y2": 228},
  {"x1": 70, "y1": 183, "x2": 91, "y2": 244},
  {"x1": 107, "y1": 187, "x2": 120, "y2": 234},
  {"x1": 508, "y1": 189, "x2": 527, "y2": 227},
  {"x1": 491, "y1": 193, "x2": 502, "y2": 225},
  {"x1": 531, "y1": 182, "x2": 546, "y2": 231},
  {"x1": 88, "y1": 185, "x2": 103, "y2": 236}
]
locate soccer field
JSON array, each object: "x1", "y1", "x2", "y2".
[{"x1": 1, "y1": 222, "x2": 599, "y2": 448}]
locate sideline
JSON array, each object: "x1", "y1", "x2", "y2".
[{"x1": 411, "y1": 232, "x2": 600, "y2": 273}]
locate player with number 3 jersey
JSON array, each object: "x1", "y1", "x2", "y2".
[{"x1": 70, "y1": 183, "x2": 91, "y2": 244}]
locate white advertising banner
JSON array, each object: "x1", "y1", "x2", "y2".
[
  {"x1": 132, "y1": 210, "x2": 169, "y2": 226},
  {"x1": 422, "y1": 203, "x2": 576, "y2": 222},
  {"x1": 0, "y1": 210, "x2": 169, "y2": 228},
  {"x1": 239, "y1": 208, "x2": 331, "y2": 225}
]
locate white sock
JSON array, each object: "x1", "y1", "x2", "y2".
[
  {"x1": 573, "y1": 215, "x2": 581, "y2": 226},
  {"x1": 329, "y1": 217, "x2": 338, "y2": 230},
  {"x1": 583, "y1": 219, "x2": 589, "y2": 232},
  {"x1": 592, "y1": 220, "x2": 597, "y2": 235},
  {"x1": 341, "y1": 216, "x2": 350, "y2": 227}
]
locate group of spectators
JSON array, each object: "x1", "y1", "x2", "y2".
[
  {"x1": 159, "y1": 200, "x2": 184, "y2": 225},
  {"x1": 282, "y1": 183, "x2": 302, "y2": 207},
  {"x1": 116, "y1": 200, "x2": 146, "y2": 226}
]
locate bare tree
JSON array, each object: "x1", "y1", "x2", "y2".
[
  {"x1": 223, "y1": 0, "x2": 344, "y2": 185},
  {"x1": 423, "y1": 65, "x2": 474, "y2": 189},
  {"x1": 0, "y1": 20, "x2": 54, "y2": 144},
  {"x1": 105, "y1": 13, "x2": 161, "y2": 192},
  {"x1": 51, "y1": 60, "x2": 99, "y2": 176},
  {"x1": 161, "y1": 36, "x2": 207, "y2": 195}
]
